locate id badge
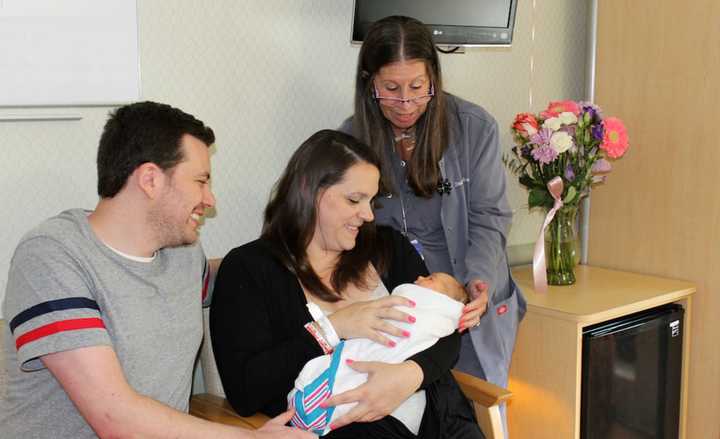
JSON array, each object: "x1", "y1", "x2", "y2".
[{"x1": 410, "y1": 239, "x2": 425, "y2": 260}]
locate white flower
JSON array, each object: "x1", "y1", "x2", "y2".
[
  {"x1": 543, "y1": 117, "x2": 562, "y2": 131},
  {"x1": 550, "y1": 131, "x2": 573, "y2": 153},
  {"x1": 559, "y1": 111, "x2": 578, "y2": 125}
]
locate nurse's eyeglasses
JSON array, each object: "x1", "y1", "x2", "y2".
[{"x1": 373, "y1": 83, "x2": 435, "y2": 107}]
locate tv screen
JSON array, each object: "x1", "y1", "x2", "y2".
[{"x1": 352, "y1": 0, "x2": 518, "y2": 47}]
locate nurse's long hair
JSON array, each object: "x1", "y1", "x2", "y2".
[
  {"x1": 262, "y1": 129, "x2": 389, "y2": 302},
  {"x1": 353, "y1": 15, "x2": 449, "y2": 198}
]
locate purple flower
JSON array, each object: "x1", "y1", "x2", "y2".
[
  {"x1": 530, "y1": 128, "x2": 552, "y2": 147},
  {"x1": 521, "y1": 145, "x2": 533, "y2": 159},
  {"x1": 591, "y1": 158, "x2": 612, "y2": 174},
  {"x1": 579, "y1": 101, "x2": 603, "y2": 123},
  {"x1": 561, "y1": 125, "x2": 576, "y2": 137},
  {"x1": 531, "y1": 146, "x2": 559, "y2": 165},
  {"x1": 591, "y1": 124, "x2": 604, "y2": 141},
  {"x1": 565, "y1": 164, "x2": 576, "y2": 181}
]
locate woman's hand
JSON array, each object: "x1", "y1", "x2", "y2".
[
  {"x1": 328, "y1": 295, "x2": 416, "y2": 347},
  {"x1": 459, "y1": 279, "x2": 489, "y2": 332},
  {"x1": 322, "y1": 360, "x2": 423, "y2": 430}
]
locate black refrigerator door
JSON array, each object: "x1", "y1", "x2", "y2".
[{"x1": 581, "y1": 304, "x2": 684, "y2": 439}]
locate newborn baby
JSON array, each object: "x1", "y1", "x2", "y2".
[{"x1": 288, "y1": 272, "x2": 467, "y2": 435}]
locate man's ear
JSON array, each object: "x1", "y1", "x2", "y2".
[{"x1": 135, "y1": 162, "x2": 167, "y2": 200}]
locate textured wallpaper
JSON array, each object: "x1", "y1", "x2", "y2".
[{"x1": 0, "y1": 0, "x2": 588, "y2": 315}]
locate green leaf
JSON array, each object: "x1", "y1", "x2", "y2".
[
  {"x1": 502, "y1": 155, "x2": 526, "y2": 176},
  {"x1": 519, "y1": 174, "x2": 543, "y2": 189},
  {"x1": 529, "y1": 188, "x2": 553, "y2": 209},
  {"x1": 563, "y1": 186, "x2": 577, "y2": 204}
]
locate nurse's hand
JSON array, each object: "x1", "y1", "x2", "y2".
[
  {"x1": 459, "y1": 279, "x2": 489, "y2": 332},
  {"x1": 322, "y1": 360, "x2": 423, "y2": 430}
]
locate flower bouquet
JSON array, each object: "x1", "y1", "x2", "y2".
[{"x1": 504, "y1": 100, "x2": 629, "y2": 292}]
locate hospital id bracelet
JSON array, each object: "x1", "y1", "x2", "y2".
[
  {"x1": 315, "y1": 316, "x2": 341, "y2": 348},
  {"x1": 304, "y1": 321, "x2": 333, "y2": 354}
]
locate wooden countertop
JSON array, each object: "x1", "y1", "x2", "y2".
[{"x1": 511, "y1": 265, "x2": 695, "y2": 325}]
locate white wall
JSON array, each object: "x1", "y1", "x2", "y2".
[{"x1": 0, "y1": 0, "x2": 588, "y2": 316}]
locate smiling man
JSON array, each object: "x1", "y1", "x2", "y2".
[{"x1": 0, "y1": 102, "x2": 313, "y2": 439}]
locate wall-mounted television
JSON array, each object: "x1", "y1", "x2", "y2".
[{"x1": 352, "y1": 0, "x2": 519, "y2": 47}]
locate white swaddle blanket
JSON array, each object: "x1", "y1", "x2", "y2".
[{"x1": 288, "y1": 283, "x2": 464, "y2": 435}]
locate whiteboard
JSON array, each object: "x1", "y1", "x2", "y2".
[{"x1": 0, "y1": 0, "x2": 140, "y2": 107}]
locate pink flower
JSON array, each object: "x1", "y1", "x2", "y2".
[
  {"x1": 512, "y1": 113, "x2": 539, "y2": 139},
  {"x1": 540, "y1": 100, "x2": 581, "y2": 119},
  {"x1": 600, "y1": 117, "x2": 629, "y2": 158}
]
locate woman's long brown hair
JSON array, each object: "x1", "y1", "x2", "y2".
[
  {"x1": 352, "y1": 15, "x2": 449, "y2": 198},
  {"x1": 262, "y1": 130, "x2": 390, "y2": 302}
]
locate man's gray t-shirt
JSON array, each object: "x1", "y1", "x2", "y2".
[{"x1": 1, "y1": 209, "x2": 207, "y2": 438}]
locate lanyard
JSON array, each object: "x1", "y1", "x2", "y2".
[{"x1": 389, "y1": 157, "x2": 423, "y2": 259}]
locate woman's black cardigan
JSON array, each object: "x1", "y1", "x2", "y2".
[{"x1": 209, "y1": 226, "x2": 461, "y2": 417}]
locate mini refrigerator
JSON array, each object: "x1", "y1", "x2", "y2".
[{"x1": 581, "y1": 304, "x2": 684, "y2": 439}]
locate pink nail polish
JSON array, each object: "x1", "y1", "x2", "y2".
[
  {"x1": 408, "y1": 300, "x2": 416, "y2": 307},
  {"x1": 408, "y1": 315, "x2": 416, "y2": 323},
  {"x1": 329, "y1": 424, "x2": 336, "y2": 430},
  {"x1": 345, "y1": 359, "x2": 353, "y2": 365},
  {"x1": 388, "y1": 340, "x2": 396, "y2": 347},
  {"x1": 319, "y1": 402, "x2": 328, "y2": 409},
  {"x1": 402, "y1": 330, "x2": 411, "y2": 337}
]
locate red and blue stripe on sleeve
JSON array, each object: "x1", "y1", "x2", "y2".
[
  {"x1": 201, "y1": 257, "x2": 211, "y2": 307},
  {"x1": 9, "y1": 297, "x2": 105, "y2": 350}
]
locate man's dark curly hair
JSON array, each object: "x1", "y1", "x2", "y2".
[{"x1": 96, "y1": 101, "x2": 215, "y2": 198}]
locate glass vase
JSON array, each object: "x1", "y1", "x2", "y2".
[{"x1": 545, "y1": 205, "x2": 579, "y2": 285}]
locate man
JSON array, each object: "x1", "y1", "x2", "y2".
[{"x1": 0, "y1": 102, "x2": 313, "y2": 438}]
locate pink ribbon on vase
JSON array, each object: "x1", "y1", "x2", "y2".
[{"x1": 532, "y1": 177, "x2": 564, "y2": 294}]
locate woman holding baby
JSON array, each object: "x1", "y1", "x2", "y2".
[
  {"x1": 210, "y1": 129, "x2": 483, "y2": 438},
  {"x1": 212, "y1": 14, "x2": 523, "y2": 438}
]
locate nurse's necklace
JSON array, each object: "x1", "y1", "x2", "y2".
[
  {"x1": 394, "y1": 128, "x2": 416, "y2": 162},
  {"x1": 394, "y1": 128, "x2": 416, "y2": 151}
]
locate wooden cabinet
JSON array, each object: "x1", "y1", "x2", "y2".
[
  {"x1": 589, "y1": 1, "x2": 720, "y2": 436},
  {"x1": 506, "y1": 265, "x2": 694, "y2": 439}
]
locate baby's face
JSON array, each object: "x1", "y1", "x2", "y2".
[
  {"x1": 414, "y1": 273, "x2": 446, "y2": 291},
  {"x1": 414, "y1": 273, "x2": 465, "y2": 301}
]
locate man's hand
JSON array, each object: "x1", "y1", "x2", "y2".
[
  {"x1": 42, "y1": 345, "x2": 311, "y2": 438},
  {"x1": 253, "y1": 409, "x2": 316, "y2": 438}
]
